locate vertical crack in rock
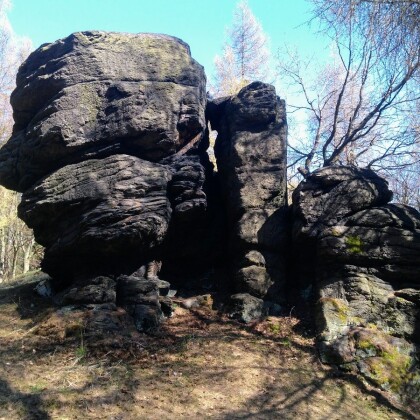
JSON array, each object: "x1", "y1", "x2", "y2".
[
  {"x1": 207, "y1": 82, "x2": 289, "y2": 321},
  {"x1": 0, "y1": 30, "x2": 418, "y2": 403}
]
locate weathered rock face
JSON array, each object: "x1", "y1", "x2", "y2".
[
  {"x1": 18, "y1": 154, "x2": 173, "y2": 281},
  {"x1": 0, "y1": 31, "x2": 214, "y2": 332},
  {"x1": 1, "y1": 31, "x2": 290, "y2": 327},
  {"x1": 207, "y1": 82, "x2": 289, "y2": 317},
  {"x1": 2, "y1": 28, "x2": 418, "y2": 404},
  {"x1": 292, "y1": 166, "x2": 394, "y2": 292},
  {"x1": 0, "y1": 30, "x2": 213, "y2": 280},
  {"x1": 292, "y1": 166, "x2": 420, "y2": 400},
  {"x1": 0, "y1": 31, "x2": 206, "y2": 192}
]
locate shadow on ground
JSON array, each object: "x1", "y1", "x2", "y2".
[{"x1": 0, "y1": 278, "x2": 415, "y2": 419}]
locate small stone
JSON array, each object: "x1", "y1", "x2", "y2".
[
  {"x1": 34, "y1": 278, "x2": 53, "y2": 298},
  {"x1": 227, "y1": 293, "x2": 268, "y2": 323}
]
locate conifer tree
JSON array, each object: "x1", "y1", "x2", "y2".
[{"x1": 213, "y1": 0, "x2": 270, "y2": 97}]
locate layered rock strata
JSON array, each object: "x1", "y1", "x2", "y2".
[
  {"x1": 207, "y1": 82, "x2": 288, "y2": 320},
  {"x1": 2, "y1": 29, "x2": 418, "y2": 405},
  {"x1": 0, "y1": 31, "x2": 211, "y2": 330},
  {"x1": 292, "y1": 166, "x2": 420, "y2": 400},
  {"x1": 18, "y1": 154, "x2": 173, "y2": 281},
  {"x1": 0, "y1": 31, "x2": 207, "y2": 192}
]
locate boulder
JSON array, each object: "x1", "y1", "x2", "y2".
[
  {"x1": 292, "y1": 166, "x2": 420, "y2": 402},
  {"x1": 315, "y1": 204, "x2": 420, "y2": 345},
  {"x1": 116, "y1": 274, "x2": 168, "y2": 332},
  {"x1": 292, "y1": 166, "x2": 393, "y2": 239},
  {"x1": 132, "y1": 304, "x2": 163, "y2": 332},
  {"x1": 117, "y1": 276, "x2": 161, "y2": 305},
  {"x1": 227, "y1": 293, "x2": 267, "y2": 323},
  {"x1": 208, "y1": 82, "x2": 289, "y2": 312},
  {"x1": 56, "y1": 276, "x2": 117, "y2": 305},
  {"x1": 318, "y1": 327, "x2": 419, "y2": 401},
  {"x1": 18, "y1": 154, "x2": 173, "y2": 282},
  {"x1": 0, "y1": 31, "x2": 206, "y2": 191}
]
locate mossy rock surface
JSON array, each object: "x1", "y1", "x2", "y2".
[
  {"x1": 316, "y1": 297, "x2": 349, "y2": 341},
  {"x1": 320, "y1": 327, "x2": 420, "y2": 403}
]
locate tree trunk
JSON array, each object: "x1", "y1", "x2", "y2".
[
  {"x1": 11, "y1": 247, "x2": 18, "y2": 279},
  {"x1": 0, "y1": 228, "x2": 5, "y2": 283},
  {"x1": 4, "y1": 226, "x2": 14, "y2": 280},
  {"x1": 23, "y1": 237, "x2": 35, "y2": 274}
]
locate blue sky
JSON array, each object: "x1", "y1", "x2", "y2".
[{"x1": 8, "y1": 0, "x2": 326, "y2": 90}]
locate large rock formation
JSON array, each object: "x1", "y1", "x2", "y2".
[
  {"x1": 0, "y1": 31, "x2": 214, "y2": 330},
  {"x1": 0, "y1": 32, "x2": 291, "y2": 326},
  {"x1": 1, "y1": 29, "x2": 418, "y2": 403},
  {"x1": 292, "y1": 167, "x2": 420, "y2": 400},
  {"x1": 207, "y1": 82, "x2": 289, "y2": 320},
  {"x1": 0, "y1": 31, "x2": 206, "y2": 192}
]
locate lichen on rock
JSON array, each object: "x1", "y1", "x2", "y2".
[{"x1": 292, "y1": 166, "x2": 420, "y2": 403}]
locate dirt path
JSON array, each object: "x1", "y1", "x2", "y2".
[{"x1": 0, "y1": 280, "x2": 414, "y2": 419}]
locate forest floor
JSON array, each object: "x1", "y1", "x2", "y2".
[{"x1": 0, "y1": 275, "x2": 417, "y2": 420}]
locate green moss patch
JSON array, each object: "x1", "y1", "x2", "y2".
[
  {"x1": 345, "y1": 235, "x2": 363, "y2": 254},
  {"x1": 319, "y1": 297, "x2": 349, "y2": 324},
  {"x1": 352, "y1": 328, "x2": 419, "y2": 400}
]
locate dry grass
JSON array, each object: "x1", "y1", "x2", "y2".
[{"x1": 0, "y1": 280, "x2": 414, "y2": 420}]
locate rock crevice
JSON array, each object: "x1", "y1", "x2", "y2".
[
  {"x1": 207, "y1": 82, "x2": 289, "y2": 319},
  {"x1": 0, "y1": 30, "x2": 418, "y2": 402}
]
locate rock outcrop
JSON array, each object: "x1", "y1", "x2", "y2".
[
  {"x1": 1, "y1": 29, "x2": 418, "y2": 403},
  {"x1": 0, "y1": 31, "x2": 206, "y2": 192},
  {"x1": 0, "y1": 31, "x2": 213, "y2": 331},
  {"x1": 207, "y1": 82, "x2": 289, "y2": 319},
  {"x1": 292, "y1": 166, "x2": 420, "y2": 400}
]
